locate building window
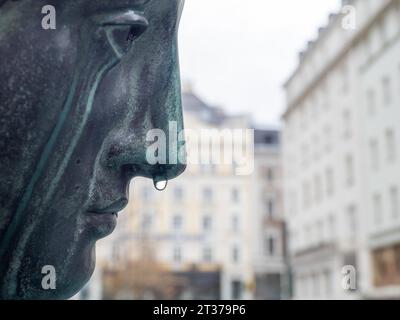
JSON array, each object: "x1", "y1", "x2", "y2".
[
  {"x1": 343, "y1": 109, "x2": 352, "y2": 139},
  {"x1": 142, "y1": 214, "x2": 153, "y2": 232},
  {"x1": 325, "y1": 167, "x2": 334, "y2": 196},
  {"x1": 266, "y1": 168, "x2": 275, "y2": 182},
  {"x1": 373, "y1": 194, "x2": 383, "y2": 225},
  {"x1": 345, "y1": 155, "x2": 355, "y2": 187},
  {"x1": 347, "y1": 205, "x2": 358, "y2": 238},
  {"x1": 366, "y1": 89, "x2": 376, "y2": 115},
  {"x1": 312, "y1": 134, "x2": 320, "y2": 161},
  {"x1": 231, "y1": 280, "x2": 242, "y2": 300},
  {"x1": 324, "y1": 126, "x2": 332, "y2": 153},
  {"x1": 373, "y1": 250, "x2": 387, "y2": 286},
  {"x1": 232, "y1": 188, "x2": 240, "y2": 203},
  {"x1": 324, "y1": 270, "x2": 332, "y2": 297},
  {"x1": 302, "y1": 182, "x2": 307, "y2": 209},
  {"x1": 385, "y1": 129, "x2": 397, "y2": 163},
  {"x1": 329, "y1": 215, "x2": 336, "y2": 240},
  {"x1": 314, "y1": 174, "x2": 323, "y2": 203},
  {"x1": 301, "y1": 143, "x2": 309, "y2": 168},
  {"x1": 202, "y1": 247, "x2": 213, "y2": 263},
  {"x1": 290, "y1": 191, "x2": 297, "y2": 216},
  {"x1": 305, "y1": 225, "x2": 311, "y2": 246},
  {"x1": 303, "y1": 181, "x2": 311, "y2": 209},
  {"x1": 203, "y1": 187, "x2": 213, "y2": 202},
  {"x1": 390, "y1": 187, "x2": 399, "y2": 220},
  {"x1": 317, "y1": 220, "x2": 324, "y2": 245},
  {"x1": 232, "y1": 215, "x2": 240, "y2": 232},
  {"x1": 312, "y1": 273, "x2": 320, "y2": 297},
  {"x1": 202, "y1": 215, "x2": 212, "y2": 232},
  {"x1": 289, "y1": 230, "x2": 297, "y2": 250},
  {"x1": 173, "y1": 247, "x2": 182, "y2": 263},
  {"x1": 174, "y1": 187, "x2": 184, "y2": 202},
  {"x1": 313, "y1": 134, "x2": 320, "y2": 160},
  {"x1": 172, "y1": 215, "x2": 183, "y2": 231},
  {"x1": 266, "y1": 235, "x2": 277, "y2": 256},
  {"x1": 267, "y1": 198, "x2": 275, "y2": 218},
  {"x1": 232, "y1": 246, "x2": 240, "y2": 264},
  {"x1": 301, "y1": 275, "x2": 308, "y2": 298},
  {"x1": 370, "y1": 139, "x2": 380, "y2": 170},
  {"x1": 382, "y1": 76, "x2": 392, "y2": 106}
]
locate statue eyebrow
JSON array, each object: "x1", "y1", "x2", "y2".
[{"x1": 133, "y1": 0, "x2": 152, "y2": 6}]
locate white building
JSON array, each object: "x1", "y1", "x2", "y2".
[{"x1": 283, "y1": 0, "x2": 400, "y2": 299}]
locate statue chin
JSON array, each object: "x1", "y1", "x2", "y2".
[
  {"x1": 55, "y1": 243, "x2": 97, "y2": 300},
  {"x1": 39, "y1": 248, "x2": 96, "y2": 301},
  {"x1": 0, "y1": 0, "x2": 186, "y2": 299}
]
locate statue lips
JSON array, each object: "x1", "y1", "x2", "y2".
[{"x1": 86, "y1": 198, "x2": 128, "y2": 238}]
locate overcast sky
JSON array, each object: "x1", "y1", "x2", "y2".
[{"x1": 178, "y1": 0, "x2": 341, "y2": 127}]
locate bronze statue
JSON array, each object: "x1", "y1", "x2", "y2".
[{"x1": 0, "y1": 0, "x2": 186, "y2": 299}]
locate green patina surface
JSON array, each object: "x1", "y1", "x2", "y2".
[{"x1": 0, "y1": 0, "x2": 186, "y2": 299}]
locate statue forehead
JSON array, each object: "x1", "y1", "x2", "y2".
[
  {"x1": 0, "y1": 0, "x2": 152, "y2": 9},
  {"x1": 0, "y1": 0, "x2": 176, "y2": 6},
  {"x1": 0, "y1": 0, "x2": 184, "y2": 13}
]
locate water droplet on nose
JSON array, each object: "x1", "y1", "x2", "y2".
[{"x1": 153, "y1": 179, "x2": 168, "y2": 191}]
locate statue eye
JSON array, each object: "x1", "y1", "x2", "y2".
[
  {"x1": 127, "y1": 24, "x2": 147, "y2": 42},
  {"x1": 93, "y1": 10, "x2": 149, "y2": 59},
  {"x1": 104, "y1": 23, "x2": 147, "y2": 58}
]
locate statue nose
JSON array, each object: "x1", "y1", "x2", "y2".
[
  {"x1": 102, "y1": 24, "x2": 186, "y2": 186},
  {"x1": 112, "y1": 125, "x2": 187, "y2": 185},
  {"x1": 103, "y1": 124, "x2": 186, "y2": 189},
  {"x1": 103, "y1": 93, "x2": 187, "y2": 186},
  {"x1": 133, "y1": 115, "x2": 187, "y2": 183},
  {"x1": 129, "y1": 61, "x2": 187, "y2": 184}
]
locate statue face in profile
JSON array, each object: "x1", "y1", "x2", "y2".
[{"x1": 0, "y1": 0, "x2": 186, "y2": 299}]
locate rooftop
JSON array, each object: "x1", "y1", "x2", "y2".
[
  {"x1": 284, "y1": 0, "x2": 349, "y2": 88},
  {"x1": 182, "y1": 91, "x2": 227, "y2": 125}
]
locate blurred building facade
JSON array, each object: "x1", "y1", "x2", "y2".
[
  {"x1": 283, "y1": 0, "x2": 400, "y2": 299},
  {"x1": 252, "y1": 130, "x2": 286, "y2": 300},
  {"x1": 90, "y1": 89, "x2": 286, "y2": 300}
]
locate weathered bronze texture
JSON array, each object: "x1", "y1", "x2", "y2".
[{"x1": 0, "y1": 0, "x2": 186, "y2": 299}]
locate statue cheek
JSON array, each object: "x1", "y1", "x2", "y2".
[{"x1": 54, "y1": 26, "x2": 72, "y2": 51}]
